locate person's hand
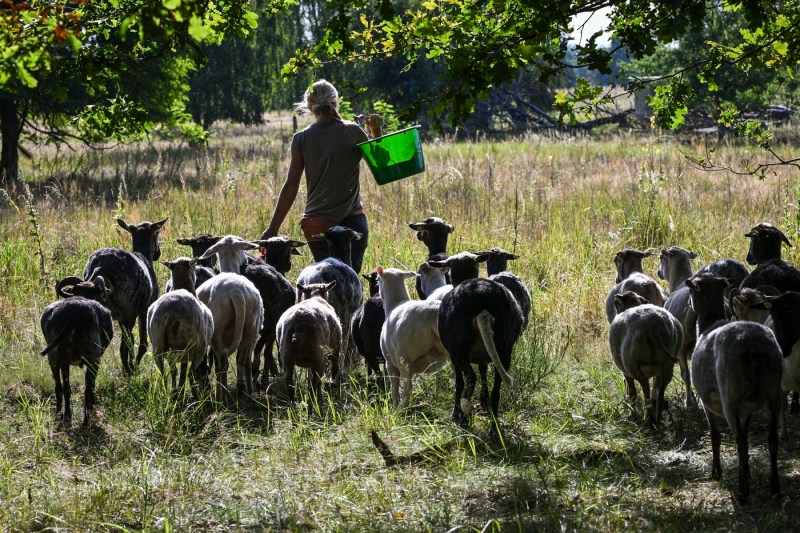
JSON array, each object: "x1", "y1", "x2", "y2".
[
  {"x1": 358, "y1": 114, "x2": 384, "y2": 138},
  {"x1": 260, "y1": 227, "x2": 277, "y2": 240}
]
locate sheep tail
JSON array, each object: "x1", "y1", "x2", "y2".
[
  {"x1": 41, "y1": 330, "x2": 69, "y2": 356},
  {"x1": 475, "y1": 310, "x2": 513, "y2": 387}
]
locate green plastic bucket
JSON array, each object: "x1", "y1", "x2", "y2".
[{"x1": 357, "y1": 125, "x2": 425, "y2": 185}]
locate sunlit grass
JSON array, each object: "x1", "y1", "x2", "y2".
[{"x1": 0, "y1": 118, "x2": 799, "y2": 529}]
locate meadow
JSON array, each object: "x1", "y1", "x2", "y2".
[{"x1": 0, "y1": 116, "x2": 799, "y2": 531}]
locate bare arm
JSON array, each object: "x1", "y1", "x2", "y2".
[{"x1": 261, "y1": 142, "x2": 304, "y2": 240}]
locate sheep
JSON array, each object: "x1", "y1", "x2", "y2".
[
  {"x1": 608, "y1": 291, "x2": 682, "y2": 428},
  {"x1": 276, "y1": 281, "x2": 342, "y2": 406},
  {"x1": 254, "y1": 235, "x2": 307, "y2": 276},
  {"x1": 437, "y1": 269, "x2": 523, "y2": 431},
  {"x1": 739, "y1": 222, "x2": 800, "y2": 294},
  {"x1": 694, "y1": 257, "x2": 750, "y2": 316},
  {"x1": 604, "y1": 248, "x2": 667, "y2": 324},
  {"x1": 657, "y1": 246, "x2": 698, "y2": 407},
  {"x1": 482, "y1": 247, "x2": 532, "y2": 330},
  {"x1": 428, "y1": 250, "x2": 524, "y2": 413},
  {"x1": 297, "y1": 226, "x2": 364, "y2": 380},
  {"x1": 731, "y1": 286, "x2": 780, "y2": 324},
  {"x1": 172, "y1": 233, "x2": 221, "y2": 289},
  {"x1": 147, "y1": 257, "x2": 214, "y2": 399},
  {"x1": 408, "y1": 217, "x2": 454, "y2": 298},
  {"x1": 196, "y1": 272, "x2": 264, "y2": 402},
  {"x1": 417, "y1": 262, "x2": 452, "y2": 300},
  {"x1": 748, "y1": 291, "x2": 800, "y2": 440},
  {"x1": 41, "y1": 280, "x2": 114, "y2": 425},
  {"x1": 199, "y1": 235, "x2": 296, "y2": 388},
  {"x1": 63, "y1": 217, "x2": 167, "y2": 376},
  {"x1": 350, "y1": 271, "x2": 387, "y2": 385},
  {"x1": 686, "y1": 274, "x2": 782, "y2": 503},
  {"x1": 377, "y1": 266, "x2": 449, "y2": 409}
]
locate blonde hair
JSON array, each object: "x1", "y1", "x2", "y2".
[{"x1": 294, "y1": 79, "x2": 342, "y2": 122}]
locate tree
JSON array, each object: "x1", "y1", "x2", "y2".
[
  {"x1": 0, "y1": 0, "x2": 257, "y2": 185},
  {"x1": 268, "y1": 0, "x2": 800, "y2": 170}
]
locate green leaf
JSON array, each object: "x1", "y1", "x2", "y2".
[{"x1": 188, "y1": 15, "x2": 212, "y2": 42}]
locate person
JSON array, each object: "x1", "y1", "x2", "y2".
[{"x1": 260, "y1": 79, "x2": 382, "y2": 274}]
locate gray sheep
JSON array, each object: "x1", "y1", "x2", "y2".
[
  {"x1": 604, "y1": 248, "x2": 667, "y2": 324},
  {"x1": 609, "y1": 291, "x2": 681, "y2": 428},
  {"x1": 687, "y1": 274, "x2": 782, "y2": 504},
  {"x1": 277, "y1": 281, "x2": 342, "y2": 407}
]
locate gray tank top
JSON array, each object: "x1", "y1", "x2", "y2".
[{"x1": 295, "y1": 120, "x2": 369, "y2": 222}]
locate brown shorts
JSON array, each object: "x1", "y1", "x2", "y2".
[{"x1": 300, "y1": 209, "x2": 365, "y2": 241}]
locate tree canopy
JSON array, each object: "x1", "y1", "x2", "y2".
[{"x1": 0, "y1": 0, "x2": 257, "y2": 184}]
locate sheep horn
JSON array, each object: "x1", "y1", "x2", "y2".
[{"x1": 55, "y1": 276, "x2": 83, "y2": 298}]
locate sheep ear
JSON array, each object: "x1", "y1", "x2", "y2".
[
  {"x1": 756, "y1": 285, "x2": 781, "y2": 297},
  {"x1": 351, "y1": 231, "x2": 363, "y2": 241},
  {"x1": 199, "y1": 240, "x2": 224, "y2": 260},
  {"x1": 376, "y1": 265, "x2": 384, "y2": 277},
  {"x1": 324, "y1": 280, "x2": 337, "y2": 291},
  {"x1": 474, "y1": 253, "x2": 490, "y2": 264},
  {"x1": 506, "y1": 252, "x2": 519, "y2": 261},
  {"x1": 116, "y1": 218, "x2": 133, "y2": 233},
  {"x1": 446, "y1": 224, "x2": 454, "y2": 233},
  {"x1": 685, "y1": 279, "x2": 699, "y2": 292},
  {"x1": 290, "y1": 247, "x2": 303, "y2": 256},
  {"x1": 781, "y1": 233, "x2": 793, "y2": 247},
  {"x1": 152, "y1": 217, "x2": 169, "y2": 230},
  {"x1": 297, "y1": 283, "x2": 309, "y2": 294},
  {"x1": 427, "y1": 260, "x2": 445, "y2": 268},
  {"x1": 176, "y1": 237, "x2": 191, "y2": 245},
  {"x1": 689, "y1": 250, "x2": 698, "y2": 259},
  {"x1": 408, "y1": 222, "x2": 426, "y2": 231},
  {"x1": 237, "y1": 240, "x2": 259, "y2": 251},
  {"x1": 161, "y1": 260, "x2": 175, "y2": 270},
  {"x1": 290, "y1": 239, "x2": 307, "y2": 248},
  {"x1": 190, "y1": 257, "x2": 198, "y2": 268}
]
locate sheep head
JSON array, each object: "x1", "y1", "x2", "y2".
[
  {"x1": 312, "y1": 226, "x2": 362, "y2": 267},
  {"x1": 745, "y1": 222, "x2": 793, "y2": 266},
  {"x1": 614, "y1": 249, "x2": 653, "y2": 283},
  {"x1": 613, "y1": 291, "x2": 650, "y2": 314},
  {"x1": 428, "y1": 251, "x2": 488, "y2": 286},
  {"x1": 199, "y1": 235, "x2": 259, "y2": 274},
  {"x1": 657, "y1": 246, "x2": 697, "y2": 281},
  {"x1": 117, "y1": 217, "x2": 169, "y2": 262},
  {"x1": 732, "y1": 285, "x2": 780, "y2": 322},
  {"x1": 297, "y1": 281, "x2": 337, "y2": 301},
  {"x1": 479, "y1": 247, "x2": 519, "y2": 276},
  {"x1": 162, "y1": 257, "x2": 198, "y2": 292},
  {"x1": 253, "y1": 236, "x2": 307, "y2": 275},
  {"x1": 408, "y1": 217, "x2": 454, "y2": 256},
  {"x1": 176, "y1": 234, "x2": 222, "y2": 267},
  {"x1": 56, "y1": 275, "x2": 111, "y2": 304}
]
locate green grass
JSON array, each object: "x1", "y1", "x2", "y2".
[{"x1": 1, "y1": 118, "x2": 799, "y2": 530}]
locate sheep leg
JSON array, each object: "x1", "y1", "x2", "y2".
[
  {"x1": 135, "y1": 312, "x2": 148, "y2": 369},
  {"x1": 61, "y1": 365, "x2": 72, "y2": 422},
  {"x1": 639, "y1": 378, "x2": 653, "y2": 428},
  {"x1": 50, "y1": 364, "x2": 63, "y2": 418},
  {"x1": 650, "y1": 373, "x2": 670, "y2": 430},
  {"x1": 400, "y1": 370, "x2": 413, "y2": 409},
  {"x1": 623, "y1": 376, "x2": 638, "y2": 418},
  {"x1": 119, "y1": 323, "x2": 136, "y2": 377},
  {"x1": 285, "y1": 363, "x2": 296, "y2": 404},
  {"x1": 488, "y1": 364, "x2": 503, "y2": 423},
  {"x1": 252, "y1": 332, "x2": 266, "y2": 387},
  {"x1": 733, "y1": 414, "x2": 752, "y2": 504},
  {"x1": 215, "y1": 352, "x2": 230, "y2": 405},
  {"x1": 386, "y1": 361, "x2": 400, "y2": 409},
  {"x1": 478, "y1": 363, "x2": 490, "y2": 411},
  {"x1": 705, "y1": 409, "x2": 722, "y2": 481},
  {"x1": 780, "y1": 391, "x2": 789, "y2": 441},
  {"x1": 173, "y1": 362, "x2": 189, "y2": 401},
  {"x1": 83, "y1": 360, "x2": 98, "y2": 426},
  {"x1": 678, "y1": 349, "x2": 696, "y2": 409},
  {"x1": 310, "y1": 362, "x2": 325, "y2": 416},
  {"x1": 768, "y1": 398, "x2": 780, "y2": 497},
  {"x1": 236, "y1": 341, "x2": 255, "y2": 395},
  {"x1": 452, "y1": 365, "x2": 467, "y2": 425}
]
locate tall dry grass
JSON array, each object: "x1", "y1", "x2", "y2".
[{"x1": 0, "y1": 117, "x2": 798, "y2": 530}]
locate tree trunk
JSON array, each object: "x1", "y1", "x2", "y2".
[{"x1": 0, "y1": 96, "x2": 20, "y2": 186}]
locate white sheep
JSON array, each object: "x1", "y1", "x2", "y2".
[
  {"x1": 147, "y1": 257, "x2": 214, "y2": 399},
  {"x1": 377, "y1": 266, "x2": 449, "y2": 409},
  {"x1": 196, "y1": 272, "x2": 264, "y2": 402}
]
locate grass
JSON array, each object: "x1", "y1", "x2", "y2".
[{"x1": 1, "y1": 116, "x2": 800, "y2": 530}]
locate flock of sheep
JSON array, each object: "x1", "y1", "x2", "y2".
[
  {"x1": 607, "y1": 222, "x2": 800, "y2": 503},
  {"x1": 37, "y1": 213, "x2": 800, "y2": 504},
  {"x1": 38, "y1": 216, "x2": 530, "y2": 437}
]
